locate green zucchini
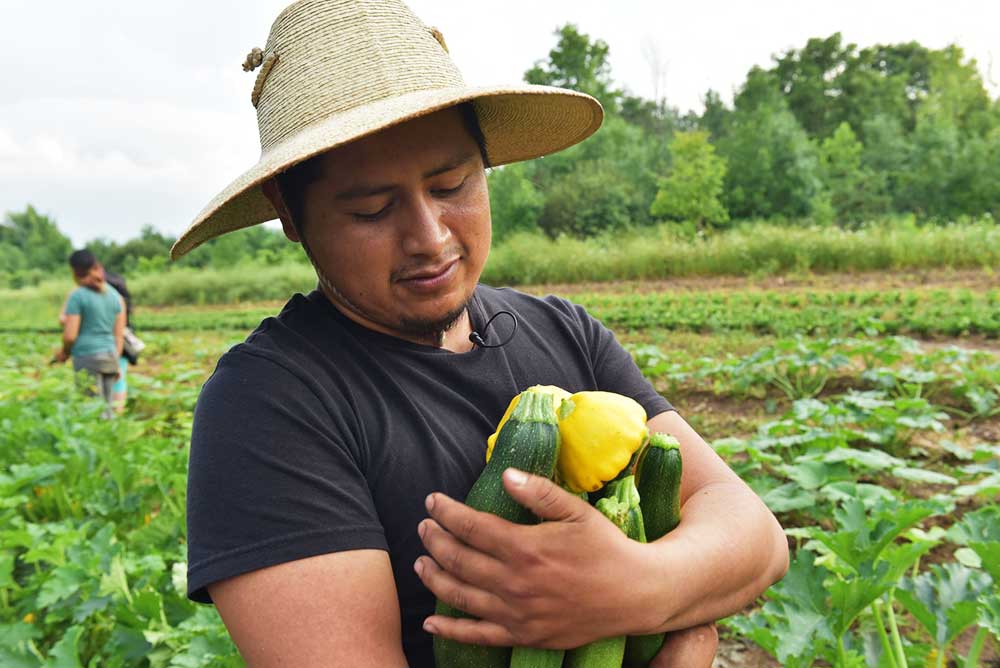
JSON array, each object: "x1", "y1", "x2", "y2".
[
  {"x1": 510, "y1": 645, "x2": 565, "y2": 668},
  {"x1": 623, "y1": 433, "x2": 682, "y2": 668},
  {"x1": 433, "y1": 389, "x2": 561, "y2": 668},
  {"x1": 565, "y1": 476, "x2": 645, "y2": 668}
]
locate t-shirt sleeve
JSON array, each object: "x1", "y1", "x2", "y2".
[
  {"x1": 64, "y1": 290, "x2": 82, "y2": 316},
  {"x1": 571, "y1": 301, "x2": 674, "y2": 419},
  {"x1": 186, "y1": 349, "x2": 387, "y2": 604}
]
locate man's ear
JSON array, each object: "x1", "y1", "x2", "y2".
[{"x1": 261, "y1": 178, "x2": 300, "y2": 242}]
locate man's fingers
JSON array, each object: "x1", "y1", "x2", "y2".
[
  {"x1": 424, "y1": 493, "x2": 517, "y2": 559},
  {"x1": 422, "y1": 612, "x2": 515, "y2": 647},
  {"x1": 650, "y1": 622, "x2": 718, "y2": 668},
  {"x1": 502, "y1": 468, "x2": 589, "y2": 523},
  {"x1": 418, "y1": 518, "x2": 504, "y2": 586},
  {"x1": 414, "y1": 555, "x2": 506, "y2": 622}
]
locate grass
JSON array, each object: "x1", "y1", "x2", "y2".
[{"x1": 2, "y1": 217, "x2": 997, "y2": 313}]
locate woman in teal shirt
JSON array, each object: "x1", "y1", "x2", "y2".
[{"x1": 54, "y1": 250, "x2": 126, "y2": 418}]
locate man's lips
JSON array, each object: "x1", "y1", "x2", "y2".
[
  {"x1": 398, "y1": 257, "x2": 461, "y2": 290},
  {"x1": 397, "y1": 258, "x2": 460, "y2": 282}
]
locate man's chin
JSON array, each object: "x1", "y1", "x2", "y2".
[{"x1": 397, "y1": 300, "x2": 470, "y2": 342}]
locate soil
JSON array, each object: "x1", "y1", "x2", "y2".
[
  {"x1": 520, "y1": 268, "x2": 1000, "y2": 296},
  {"x1": 715, "y1": 637, "x2": 781, "y2": 668}
]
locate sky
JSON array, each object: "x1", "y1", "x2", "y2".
[{"x1": 1, "y1": 0, "x2": 997, "y2": 246}]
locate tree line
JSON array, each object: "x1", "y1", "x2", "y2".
[{"x1": 3, "y1": 28, "x2": 998, "y2": 287}]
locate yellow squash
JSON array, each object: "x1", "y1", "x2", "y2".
[
  {"x1": 486, "y1": 385, "x2": 571, "y2": 462},
  {"x1": 556, "y1": 391, "x2": 648, "y2": 493}
]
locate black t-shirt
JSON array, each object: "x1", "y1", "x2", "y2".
[{"x1": 186, "y1": 285, "x2": 673, "y2": 667}]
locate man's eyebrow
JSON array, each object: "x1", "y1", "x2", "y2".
[{"x1": 334, "y1": 152, "x2": 479, "y2": 201}]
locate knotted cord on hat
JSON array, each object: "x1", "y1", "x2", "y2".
[
  {"x1": 428, "y1": 27, "x2": 448, "y2": 53},
  {"x1": 243, "y1": 47, "x2": 279, "y2": 109}
]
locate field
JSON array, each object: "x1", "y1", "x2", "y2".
[{"x1": 1, "y1": 270, "x2": 999, "y2": 667}]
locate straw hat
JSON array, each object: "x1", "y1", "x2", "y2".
[{"x1": 170, "y1": 0, "x2": 604, "y2": 259}]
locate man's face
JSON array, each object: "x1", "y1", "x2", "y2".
[
  {"x1": 290, "y1": 108, "x2": 491, "y2": 343},
  {"x1": 73, "y1": 264, "x2": 104, "y2": 290}
]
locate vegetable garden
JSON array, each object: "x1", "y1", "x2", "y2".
[{"x1": 1, "y1": 273, "x2": 998, "y2": 666}]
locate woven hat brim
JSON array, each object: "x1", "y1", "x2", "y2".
[{"x1": 170, "y1": 85, "x2": 602, "y2": 259}]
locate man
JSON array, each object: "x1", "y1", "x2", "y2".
[
  {"x1": 173, "y1": 2, "x2": 788, "y2": 667},
  {"x1": 55, "y1": 250, "x2": 126, "y2": 419}
]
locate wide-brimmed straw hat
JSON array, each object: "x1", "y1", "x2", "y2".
[{"x1": 170, "y1": 0, "x2": 604, "y2": 259}]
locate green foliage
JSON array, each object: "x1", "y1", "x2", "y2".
[
  {"x1": 717, "y1": 99, "x2": 822, "y2": 219},
  {"x1": 818, "y1": 123, "x2": 890, "y2": 227},
  {"x1": 524, "y1": 23, "x2": 620, "y2": 112},
  {"x1": 896, "y1": 564, "x2": 993, "y2": 652},
  {"x1": 486, "y1": 162, "x2": 545, "y2": 241},
  {"x1": 538, "y1": 160, "x2": 636, "y2": 237},
  {"x1": 650, "y1": 130, "x2": 729, "y2": 228},
  {"x1": 0, "y1": 334, "x2": 241, "y2": 666},
  {"x1": 0, "y1": 206, "x2": 73, "y2": 285}
]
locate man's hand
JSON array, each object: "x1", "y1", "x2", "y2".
[
  {"x1": 53, "y1": 348, "x2": 69, "y2": 364},
  {"x1": 653, "y1": 623, "x2": 718, "y2": 668},
  {"x1": 416, "y1": 468, "x2": 654, "y2": 649}
]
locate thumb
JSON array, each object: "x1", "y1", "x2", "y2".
[{"x1": 502, "y1": 468, "x2": 589, "y2": 522}]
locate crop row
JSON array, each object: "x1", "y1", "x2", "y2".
[{"x1": 2, "y1": 287, "x2": 998, "y2": 339}]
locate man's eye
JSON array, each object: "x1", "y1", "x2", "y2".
[
  {"x1": 432, "y1": 178, "x2": 467, "y2": 197},
  {"x1": 353, "y1": 204, "x2": 391, "y2": 222}
]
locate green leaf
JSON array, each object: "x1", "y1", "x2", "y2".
[
  {"x1": 890, "y1": 466, "x2": 957, "y2": 485},
  {"x1": 821, "y1": 447, "x2": 904, "y2": 471},
  {"x1": 979, "y1": 592, "x2": 1000, "y2": 640},
  {"x1": 761, "y1": 482, "x2": 817, "y2": 513},
  {"x1": 955, "y1": 473, "x2": 1000, "y2": 498},
  {"x1": 36, "y1": 566, "x2": 87, "y2": 608},
  {"x1": 815, "y1": 498, "x2": 943, "y2": 573},
  {"x1": 818, "y1": 481, "x2": 896, "y2": 508},
  {"x1": 48, "y1": 625, "x2": 84, "y2": 668},
  {"x1": 970, "y1": 542, "x2": 1000, "y2": 582},
  {"x1": 896, "y1": 563, "x2": 993, "y2": 648},
  {"x1": 761, "y1": 551, "x2": 836, "y2": 664}
]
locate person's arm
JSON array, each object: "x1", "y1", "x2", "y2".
[
  {"x1": 209, "y1": 550, "x2": 408, "y2": 668},
  {"x1": 55, "y1": 314, "x2": 81, "y2": 362},
  {"x1": 413, "y1": 409, "x2": 788, "y2": 650},
  {"x1": 113, "y1": 297, "x2": 126, "y2": 357},
  {"x1": 58, "y1": 294, "x2": 70, "y2": 326}
]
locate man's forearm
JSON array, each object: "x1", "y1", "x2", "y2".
[{"x1": 638, "y1": 480, "x2": 788, "y2": 633}]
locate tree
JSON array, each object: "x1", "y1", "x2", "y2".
[
  {"x1": 650, "y1": 130, "x2": 729, "y2": 228},
  {"x1": 525, "y1": 24, "x2": 620, "y2": 112},
  {"x1": 718, "y1": 97, "x2": 822, "y2": 219},
  {"x1": 772, "y1": 33, "x2": 856, "y2": 138},
  {"x1": 538, "y1": 160, "x2": 636, "y2": 237},
  {"x1": 0, "y1": 205, "x2": 73, "y2": 272},
  {"x1": 698, "y1": 89, "x2": 731, "y2": 140},
  {"x1": 817, "y1": 122, "x2": 889, "y2": 226},
  {"x1": 487, "y1": 162, "x2": 545, "y2": 241},
  {"x1": 531, "y1": 115, "x2": 662, "y2": 233}
]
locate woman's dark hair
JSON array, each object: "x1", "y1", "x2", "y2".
[
  {"x1": 68, "y1": 249, "x2": 98, "y2": 277},
  {"x1": 274, "y1": 102, "x2": 489, "y2": 236}
]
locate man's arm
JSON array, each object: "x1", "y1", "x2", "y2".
[
  {"x1": 209, "y1": 549, "x2": 409, "y2": 668},
  {"x1": 414, "y1": 410, "x2": 788, "y2": 649},
  {"x1": 55, "y1": 314, "x2": 81, "y2": 362}
]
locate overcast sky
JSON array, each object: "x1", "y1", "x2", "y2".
[{"x1": 2, "y1": 0, "x2": 997, "y2": 246}]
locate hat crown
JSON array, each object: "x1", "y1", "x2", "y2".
[{"x1": 256, "y1": 0, "x2": 464, "y2": 152}]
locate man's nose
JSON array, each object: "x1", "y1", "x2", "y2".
[{"x1": 400, "y1": 194, "x2": 451, "y2": 257}]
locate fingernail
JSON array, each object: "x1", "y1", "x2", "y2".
[
  {"x1": 414, "y1": 558, "x2": 424, "y2": 576},
  {"x1": 418, "y1": 520, "x2": 427, "y2": 538},
  {"x1": 505, "y1": 468, "x2": 527, "y2": 486},
  {"x1": 425, "y1": 494, "x2": 435, "y2": 512},
  {"x1": 423, "y1": 620, "x2": 436, "y2": 634}
]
